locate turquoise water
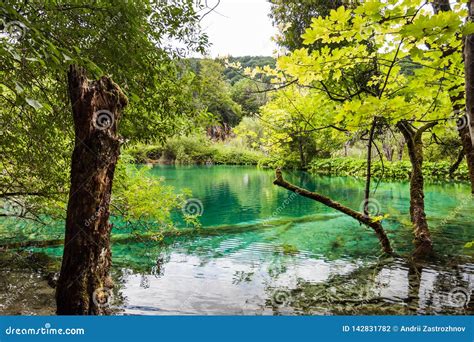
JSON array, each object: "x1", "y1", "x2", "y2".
[
  {"x1": 115, "y1": 166, "x2": 474, "y2": 315},
  {"x1": 1, "y1": 166, "x2": 473, "y2": 315}
]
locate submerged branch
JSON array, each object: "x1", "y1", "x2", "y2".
[{"x1": 273, "y1": 169, "x2": 393, "y2": 255}]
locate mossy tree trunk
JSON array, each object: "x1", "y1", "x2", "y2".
[
  {"x1": 56, "y1": 65, "x2": 128, "y2": 315},
  {"x1": 396, "y1": 120, "x2": 435, "y2": 258},
  {"x1": 431, "y1": 0, "x2": 474, "y2": 193},
  {"x1": 464, "y1": 0, "x2": 474, "y2": 193}
]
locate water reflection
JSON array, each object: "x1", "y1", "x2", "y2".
[
  {"x1": 1, "y1": 166, "x2": 473, "y2": 315},
  {"x1": 113, "y1": 236, "x2": 474, "y2": 315}
]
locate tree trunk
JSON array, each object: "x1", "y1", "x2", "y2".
[
  {"x1": 382, "y1": 143, "x2": 393, "y2": 162},
  {"x1": 398, "y1": 139, "x2": 405, "y2": 161},
  {"x1": 396, "y1": 120, "x2": 435, "y2": 258},
  {"x1": 459, "y1": 123, "x2": 474, "y2": 192},
  {"x1": 465, "y1": 1, "x2": 474, "y2": 193},
  {"x1": 56, "y1": 65, "x2": 128, "y2": 315},
  {"x1": 449, "y1": 93, "x2": 474, "y2": 192},
  {"x1": 465, "y1": 1, "x2": 474, "y2": 153},
  {"x1": 431, "y1": 1, "x2": 474, "y2": 192},
  {"x1": 273, "y1": 169, "x2": 393, "y2": 254},
  {"x1": 364, "y1": 118, "x2": 377, "y2": 216}
]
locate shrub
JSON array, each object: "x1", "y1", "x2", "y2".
[
  {"x1": 125, "y1": 135, "x2": 266, "y2": 166},
  {"x1": 308, "y1": 158, "x2": 469, "y2": 181}
]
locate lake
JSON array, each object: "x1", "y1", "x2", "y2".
[{"x1": 1, "y1": 165, "x2": 473, "y2": 315}]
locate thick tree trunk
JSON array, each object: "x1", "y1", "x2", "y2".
[
  {"x1": 56, "y1": 65, "x2": 128, "y2": 315},
  {"x1": 398, "y1": 139, "x2": 405, "y2": 161},
  {"x1": 273, "y1": 169, "x2": 393, "y2": 254},
  {"x1": 465, "y1": 1, "x2": 474, "y2": 158},
  {"x1": 459, "y1": 124, "x2": 474, "y2": 192},
  {"x1": 396, "y1": 120, "x2": 435, "y2": 258},
  {"x1": 431, "y1": 0, "x2": 474, "y2": 192},
  {"x1": 449, "y1": 94, "x2": 474, "y2": 192}
]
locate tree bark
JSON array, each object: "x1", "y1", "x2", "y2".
[
  {"x1": 273, "y1": 169, "x2": 393, "y2": 254},
  {"x1": 56, "y1": 65, "x2": 128, "y2": 315},
  {"x1": 396, "y1": 120, "x2": 435, "y2": 258},
  {"x1": 449, "y1": 93, "x2": 474, "y2": 192},
  {"x1": 398, "y1": 139, "x2": 405, "y2": 161},
  {"x1": 465, "y1": 1, "x2": 474, "y2": 157},
  {"x1": 364, "y1": 118, "x2": 377, "y2": 216},
  {"x1": 459, "y1": 123, "x2": 474, "y2": 192},
  {"x1": 431, "y1": 0, "x2": 474, "y2": 193}
]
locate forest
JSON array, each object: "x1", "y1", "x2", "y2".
[{"x1": 0, "y1": 0, "x2": 473, "y2": 316}]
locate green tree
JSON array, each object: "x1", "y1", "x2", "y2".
[
  {"x1": 1, "y1": 0, "x2": 207, "y2": 215},
  {"x1": 266, "y1": 0, "x2": 473, "y2": 257},
  {"x1": 1, "y1": 0, "x2": 208, "y2": 314},
  {"x1": 231, "y1": 78, "x2": 268, "y2": 117},
  {"x1": 268, "y1": 0, "x2": 344, "y2": 51},
  {"x1": 195, "y1": 59, "x2": 242, "y2": 127}
]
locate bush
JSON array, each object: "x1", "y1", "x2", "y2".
[
  {"x1": 309, "y1": 158, "x2": 468, "y2": 181},
  {"x1": 125, "y1": 135, "x2": 266, "y2": 166}
]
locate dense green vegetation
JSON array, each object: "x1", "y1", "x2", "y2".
[
  {"x1": 309, "y1": 158, "x2": 468, "y2": 181},
  {"x1": 126, "y1": 135, "x2": 264, "y2": 165},
  {"x1": 1, "y1": 0, "x2": 473, "y2": 316}
]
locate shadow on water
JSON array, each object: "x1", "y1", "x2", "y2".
[{"x1": 0, "y1": 166, "x2": 473, "y2": 315}]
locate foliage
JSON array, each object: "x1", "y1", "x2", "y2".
[
  {"x1": 258, "y1": 86, "x2": 344, "y2": 167},
  {"x1": 0, "y1": 0, "x2": 207, "y2": 225},
  {"x1": 233, "y1": 117, "x2": 265, "y2": 150},
  {"x1": 309, "y1": 158, "x2": 469, "y2": 181},
  {"x1": 252, "y1": 0, "x2": 473, "y2": 176},
  {"x1": 268, "y1": 0, "x2": 344, "y2": 51},
  {"x1": 126, "y1": 135, "x2": 266, "y2": 166},
  {"x1": 231, "y1": 79, "x2": 268, "y2": 117},
  {"x1": 113, "y1": 156, "x2": 197, "y2": 231},
  {"x1": 193, "y1": 59, "x2": 242, "y2": 126},
  {"x1": 223, "y1": 56, "x2": 275, "y2": 84}
]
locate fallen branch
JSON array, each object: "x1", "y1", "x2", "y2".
[{"x1": 273, "y1": 169, "x2": 393, "y2": 254}]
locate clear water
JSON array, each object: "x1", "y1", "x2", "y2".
[{"x1": 1, "y1": 165, "x2": 473, "y2": 315}]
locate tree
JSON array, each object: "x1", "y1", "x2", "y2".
[
  {"x1": 464, "y1": 0, "x2": 474, "y2": 193},
  {"x1": 56, "y1": 65, "x2": 127, "y2": 315},
  {"x1": 428, "y1": 0, "x2": 474, "y2": 194},
  {"x1": 263, "y1": 0, "x2": 474, "y2": 257},
  {"x1": 1, "y1": 0, "x2": 207, "y2": 208},
  {"x1": 268, "y1": 0, "x2": 344, "y2": 51},
  {"x1": 1, "y1": 0, "x2": 208, "y2": 314},
  {"x1": 194, "y1": 59, "x2": 242, "y2": 130},
  {"x1": 231, "y1": 78, "x2": 268, "y2": 117}
]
